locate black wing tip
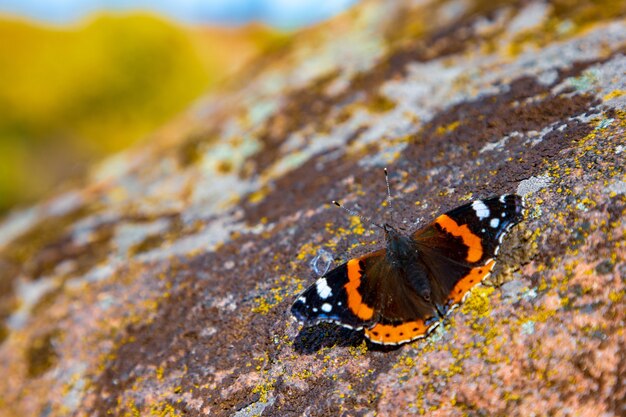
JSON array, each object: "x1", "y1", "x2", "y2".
[
  {"x1": 490, "y1": 194, "x2": 525, "y2": 219},
  {"x1": 507, "y1": 193, "x2": 525, "y2": 219},
  {"x1": 290, "y1": 299, "x2": 308, "y2": 323}
]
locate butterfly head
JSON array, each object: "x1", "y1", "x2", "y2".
[
  {"x1": 383, "y1": 223, "x2": 415, "y2": 262},
  {"x1": 382, "y1": 222, "x2": 397, "y2": 234}
]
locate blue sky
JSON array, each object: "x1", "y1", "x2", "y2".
[{"x1": 0, "y1": 0, "x2": 359, "y2": 28}]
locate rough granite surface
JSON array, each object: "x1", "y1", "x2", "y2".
[{"x1": 1, "y1": 1, "x2": 625, "y2": 416}]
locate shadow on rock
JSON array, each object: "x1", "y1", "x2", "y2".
[
  {"x1": 293, "y1": 322, "x2": 403, "y2": 354},
  {"x1": 364, "y1": 340, "x2": 403, "y2": 353},
  {"x1": 293, "y1": 322, "x2": 364, "y2": 354}
]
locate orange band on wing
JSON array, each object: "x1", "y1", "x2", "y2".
[
  {"x1": 344, "y1": 259, "x2": 375, "y2": 321},
  {"x1": 364, "y1": 319, "x2": 431, "y2": 344},
  {"x1": 435, "y1": 214, "x2": 483, "y2": 262},
  {"x1": 447, "y1": 259, "x2": 495, "y2": 304}
]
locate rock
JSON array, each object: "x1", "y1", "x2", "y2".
[{"x1": 1, "y1": 1, "x2": 625, "y2": 416}]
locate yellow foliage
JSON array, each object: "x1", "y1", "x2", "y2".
[
  {"x1": 0, "y1": 14, "x2": 286, "y2": 212},
  {"x1": 0, "y1": 14, "x2": 210, "y2": 150}
]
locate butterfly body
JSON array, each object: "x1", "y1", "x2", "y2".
[{"x1": 291, "y1": 194, "x2": 524, "y2": 345}]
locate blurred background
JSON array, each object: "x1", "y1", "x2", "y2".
[{"x1": 0, "y1": 0, "x2": 358, "y2": 214}]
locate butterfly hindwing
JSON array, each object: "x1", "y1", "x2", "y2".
[{"x1": 350, "y1": 251, "x2": 440, "y2": 344}]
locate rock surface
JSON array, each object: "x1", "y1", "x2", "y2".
[{"x1": 1, "y1": 1, "x2": 625, "y2": 416}]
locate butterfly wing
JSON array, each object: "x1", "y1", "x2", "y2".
[
  {"x1": 412, "y1": 194, "x2": 524, "y2": 309},
  {"x1": 352, "y1": 252, "x2": 440, "y2": 345},
  {"x1": 291, "y1": 250, "x2": 386, "y2": 330},
  {"x1": 291, "y1": 249, "x2": 439, "y2": 344}
]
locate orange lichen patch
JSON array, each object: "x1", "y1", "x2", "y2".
[
  {"x1": 345, "y1": 259, "x2": 374, "y2": 320},
  {"x1": 364, "y1": 319, "x2": 431, "y2": 344},
  {"x1": 447, "y1": 260, "x2": 496, "y2": 305},
  {"x1": 435, "y1": 214, "x2": 483, "y2": 262}
]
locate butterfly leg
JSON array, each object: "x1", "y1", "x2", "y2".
[{"x1": 434, "y1": 303, "x2": 446, "y2": 318}]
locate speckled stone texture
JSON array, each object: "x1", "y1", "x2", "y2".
[{"x1": 1, "y1": 1, "x2": 625, "y2": 416}]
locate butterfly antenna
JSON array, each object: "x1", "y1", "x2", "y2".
[
  {"x1": 384, "y1": 168, "x2": 393, "y2": 210},
  {"x1": 384, "y1": 167, "x2": 399, "y2": 226},
  {"x1": 332, "y1": 200, "x2": 384, "y2": 230}
]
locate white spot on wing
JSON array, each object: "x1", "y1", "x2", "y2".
[
  {"x1": 472, "y1": 200, "x2": 490, "y2": 219},
  {"x1": 297, "y1": 296, "x2": 306, "y2": 303},
  {"x1": 316, "y1": 278, "x2": 333, "y2": 299},
  {"x1": 321, "y1": 303, "x2": 332, "y2": 312},
  {"x1": 490, "y1": 218, "x2": 500, "y2": 228},
  {"x1": 499, "y1": 195, "x2": 507, "y2": 203}
]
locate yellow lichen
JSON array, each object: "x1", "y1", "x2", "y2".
[
  {"x1": 461, "y1": 286, "x2": 495, "y2": 316},
  {"x1": 123, "y1": 399, "x2": 141, "y2": 417},
  {"x1": 149, "y1": 402, "x2": 180, "y2": 417},
  {"x1": 608, "y1": 290, "x2": 624, "y2": 303},
  {"x1": 347, "y1": 340, "x2": 368, "y2": 357},
  {"x1": 296, "y1": 241, "x2": 321, "y2": 261},
  {"x1": 251, "y1": 283, "x2": 290, "y2": 314},
  {"x1": 349, "y1": 216, "x2": 365, "y2": 235},
  {"x1": 252, "y1": 379, "x2": 276, "y2": 403},
  {"x1": 435, "y1": 120, "x2": 460, "y2": 135},
  {"x1": 294, "y1": 369, "x2": 313, "y2": 380}
]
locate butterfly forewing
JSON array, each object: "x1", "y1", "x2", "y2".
[
  {"x1": 412, "y1": 194, "x2": 524, "y2": 308},
  {"x1": 291, "y1": 251, "x2": 385, "y2": 330}
]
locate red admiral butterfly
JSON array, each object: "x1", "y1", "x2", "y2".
[{"x1": 292, "y1": 190, "x2": 524, "y2": 346}]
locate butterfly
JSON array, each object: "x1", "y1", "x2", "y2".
[{"x1": 291, "y1": 194, "x2": 524, "y2": 345}]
